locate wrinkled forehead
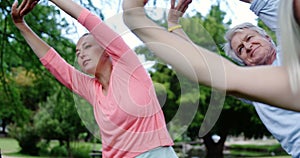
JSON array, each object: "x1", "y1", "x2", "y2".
[
  {"x1": 230, "y1": 29, "x2": 258, "y2": 48},
  {"x1": 230, "y1": 30, "x2": 245, "y2": 49}
]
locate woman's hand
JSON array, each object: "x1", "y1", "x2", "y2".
[
  {"x1": 11, "y1": 0, "x2": 39, "y2": 26},
  {"x1": 168, "y1": 0, "x2": 192, "y2": 26}
]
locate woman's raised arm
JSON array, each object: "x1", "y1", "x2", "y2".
[
  {"x1": 11, "y1": 0, "x2": 50, "y2": 58},
  {"x1": 122, "y1": 0, "x2": 300, "y2": 111},
  {"x1": 49, "y1": 0, "x2": 83, "y2": 19}
]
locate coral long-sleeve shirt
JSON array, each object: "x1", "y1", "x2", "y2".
[{"x1": 40, "y1": 9, "x2": 173, "y2": 158}]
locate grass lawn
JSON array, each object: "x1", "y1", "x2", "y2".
[
  {"x1": 262, "y1": 157, "x2": 290, "y2": 158},
  {"x1": 0, "y1": 137, "x2": 101, "y2": 158},
  {"x1": 0, "y1": 137, "x2": 292, "y2": 158},
  {"x1": 246, "y1": 157, "x2": 291, "y2": 158},
  {"x1": 0, "y1": 137, "x2": 50, "y2": 158},
  {"x1": 228, "y1": 143, "x2": 290, "y2": 158},
  {"x1": 0, "y1": 137, "x2": 20, "y2": 154}
]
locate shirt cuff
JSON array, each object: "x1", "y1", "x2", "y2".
[
  {"x1": 77, "y1": 8, "x2": 89, "y2": 25},
  {"x1": 250, "y1": 0, "x2": 268, "y2": 15},
  {"x1": 77, "y1": 8, "x2": 102, "y2": 31},
  {"x1": 40, "y1": 48, "x2": 57, "y2": 65}
]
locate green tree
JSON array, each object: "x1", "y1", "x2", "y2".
[
  {"x1": 183, "y1": 5, "x2": 272, "y2": 157},
  {"x1": 1, "y1": 0, "x2": 74, "y2": 132},
  {"x1": 34, "y1": 87, "x2": 87, "y2": 156},
  {"x1": 1, "y1": 1, "x2": 92, "y2": 154},
  {"x1": 0, "y1": 78, "x2": 30, "y2": 135}
]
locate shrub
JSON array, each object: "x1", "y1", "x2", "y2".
[
  {"x1": 8, "y1": 124, "x2": 40, "y2": 156},
  {"x1": 50, "y1": 145, "x2": 68, "y2": 157},
  {"x1": 37, "y1": 140, "x2": 51, "y2": 156},
  {"x1": 70, "y1": 143, "x2": 92, "y2": 158}
]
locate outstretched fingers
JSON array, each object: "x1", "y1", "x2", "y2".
[
  {"x1": 181, "y1": 0, "x2": 192, "y2": 13},
  {"x1": 168, "y1": 0, "x2": 192, "y2": 23},
  {"x1": 177, "y1": 0, "x2": 192, "y2": 13},
  {"x1": 19, "y1": 0, "x2": 39, "y2": 16},
  {"x1": 11, "y1": 0, "x2": 23, "y2": 24},
  {"x1": 11, "y1": 0, "x2": 39, "y2": 24},
  {"x1": 144, "y1": 0, "x2": 148, "y2": 5},
  {"x1": 11, "y1": 0, "x2": 19, "y2": 14},
  {"x1": 168, "y1": 0, "x2": 185, "y2": 23},
  {"x1": 171, "y1": 0, "x2": 176, "y2": 9}
]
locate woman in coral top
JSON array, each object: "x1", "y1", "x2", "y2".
[{"x1": 11, "y1": 0, "x2": 177, "y2": 157}]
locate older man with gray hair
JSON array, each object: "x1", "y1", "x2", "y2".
[
  {"x1": 168, "y1": 0, "x2": 300, "y2": 155},
  {"x1": 223, "y1": 0, "x2": 300, "y2": 157}
]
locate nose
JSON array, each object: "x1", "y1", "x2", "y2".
[
  {"x1": 243, "y1": 41, "x2": 252, "y2": 53},
  {"x1": 244, "y1": 41, "x2": 252, "y2": 49},
  {"x1": 79, "y1": 51, "x2": 86, "y2": 59}
]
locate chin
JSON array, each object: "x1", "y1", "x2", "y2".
[{"x1": 82, "y1": 67, "x2": 93, "y2": 74}]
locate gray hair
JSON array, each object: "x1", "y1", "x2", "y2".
[{"x1": 223, "y1": 22, "x2": 275, "y2": 65}]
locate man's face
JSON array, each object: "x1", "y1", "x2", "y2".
[
  {"x1": 231, "y1": 28, "x2": 276, "y2": 66},
  {"x1": 76, "y1": 34, "x2": 106, "y2": 75}
]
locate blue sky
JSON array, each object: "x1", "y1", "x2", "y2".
[{"x1": 62, "y1": 0, "x2": 258, "y2": 48}]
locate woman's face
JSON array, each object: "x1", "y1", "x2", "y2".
[{"x1": 76, "y1": 34, "x2": 106, "y2": 75}]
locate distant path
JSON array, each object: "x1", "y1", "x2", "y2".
[
  {"x1": 2, "y1": 155, "x2": 22, "y2": 158},
  {"x1": 225, "y1": 136, "x2": 280, "y2": 145}
]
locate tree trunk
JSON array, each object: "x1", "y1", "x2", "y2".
[
  {"x1": 203, "y1": 132, "x2": 227, "y2": 158},
  {"x1": 1, "y1": 119, "x2": 7, "y2": 136},
  {"x1": 66, "y1": 140, "x2": 73, "y2": 158},
  {"x1": 84, "y1": 132, "x2": 92, "y2": 142}
]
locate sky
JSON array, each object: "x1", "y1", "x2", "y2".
[{"x1": 63, "y1": 0, "x2": 258, "y2": 48}]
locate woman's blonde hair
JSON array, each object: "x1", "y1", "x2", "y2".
[{"x1": 279, "y1": 0, "x2": 300, "y2": 93}]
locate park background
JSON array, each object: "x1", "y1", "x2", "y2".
[{"x1": 0, "y1": 0, "x2": 292, "y2": 157}]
